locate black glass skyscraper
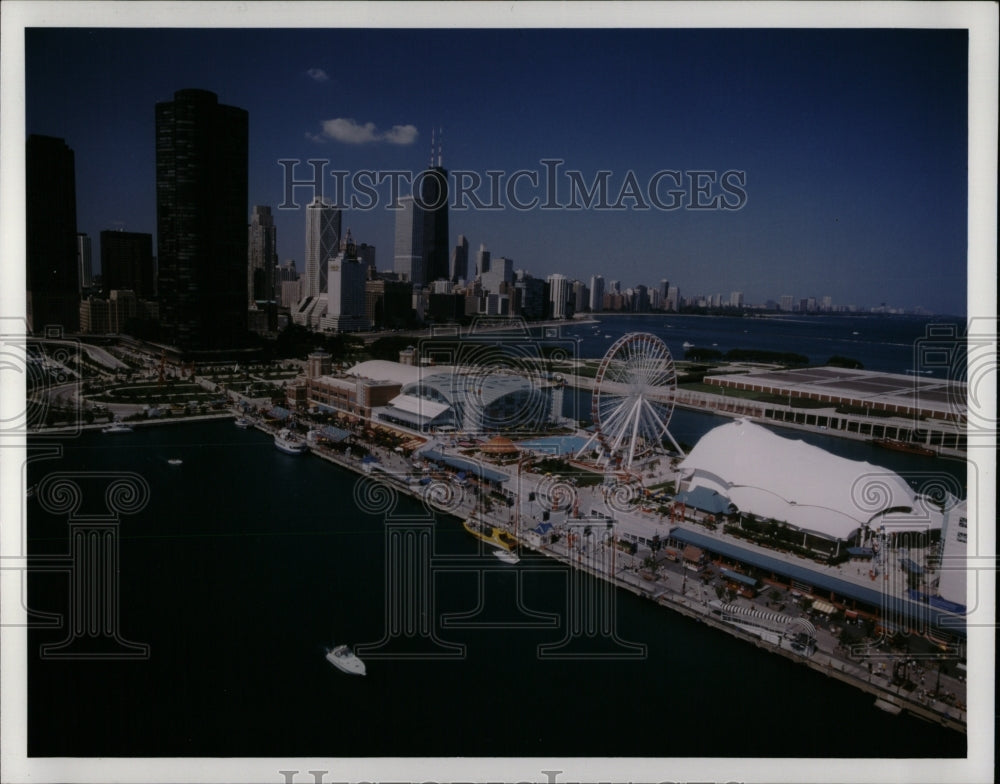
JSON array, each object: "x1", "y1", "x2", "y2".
[
  {"x1": 420, "y1": 132, "x2": 449, "y2": 285},
  {"x1": 156, "y1": 89, "x2": 248, "y2": 351},
  {"x1": 101, "y1": 230, "x2": 155, "y2": 299},
  {"x1": 26, "y1": 134, "x2": 79, "y2": 333}
]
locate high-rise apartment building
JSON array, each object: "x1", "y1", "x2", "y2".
[
  {"x1": 589, "y1": 275, "x2": 605, "y2": 312},
  {"x1": 633, "y1": 284, "x2": 650, "y2": 312},
  {"x1": 547, "y1": 273, "x2": 570, "y2": 319},
  {"x1": 156, "y1": 89, "x2": 248, "y2": 350},
  {"x1": 26, "y1": 134, "x2": 80, "y2": 333},
  {"x1": 573, "y1": 280, "x2": 589, "y2": 313},
  {"x1": 666, "y1": 285, "x2": 680, "y2": 311},
  {"x1": 393, "y1": 196, "x2": 424, "y2": 284},
  {"x1": 248, "y1": 205, "x2": 278, "y2": 304},
  {"x1": 101, "y1": 230, "x2": 155, "y2": 298}
]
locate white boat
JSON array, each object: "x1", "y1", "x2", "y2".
[
  {"x1": 274, "y1": 428, "x2": 308, "y2": 455},
  {"x1": 682, "y1": 341, "x2": 695, "y2": 349},
  {"x1": 102, "y1": 423, "x2": 134, "y2": 434},
  {"x1": 167, "y1": 458, "x2": 183, "y2": 466},
  {"x1": 493, "y1": 549, "x2": 520, "y2": 565},
  {"x1": 234, "y1": 417, "x2": 252, "y2": 429},
  {"x1": 325, "y1": 645, "x2": 366, "y2": 676}
]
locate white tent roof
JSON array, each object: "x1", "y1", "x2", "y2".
[
  {"x1": 385, "y1": 394, "x2": 451, "y2": 420},
  {"x1": 680, "y1": 419, "x2": 920, "y2": 537}
]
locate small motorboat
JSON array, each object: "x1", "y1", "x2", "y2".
[
  {"x1": 325, "y1": 644, "x2": 366, "y2": 676},
  {"x1": 493, "y1": 549, "x2": 520, "y2": 565}
]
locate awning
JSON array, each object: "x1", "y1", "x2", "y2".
[
  {"x1": 812, "y1": 599, "x2": 836, "y2": 614},
  {"x1": 682, "y1": 545, "x2": 704, "y2": 562},
  {"x1": 720, "y1": 567, "x2": 758, "y2": 587}
]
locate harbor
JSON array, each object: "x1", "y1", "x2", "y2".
[{"x1": 244, "y1": 408, "x2": 968, "y2": 734}]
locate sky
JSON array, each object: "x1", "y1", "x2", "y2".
[{"x1": 23, "y1": 26, "x2": 970, "y2": 314}]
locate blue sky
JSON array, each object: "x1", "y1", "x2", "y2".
[{"x1": 25, "y1": 27, "x2": 968, "y2": 313}]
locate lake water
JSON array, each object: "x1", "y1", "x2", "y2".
[{"x1": 26, "y1": 314, "x2": 967, "y2": 758}]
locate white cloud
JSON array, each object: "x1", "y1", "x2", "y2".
[
  {"x1": 306, "y1": 68, "x2": 329, "y2": 83},
  {"x1": 321, "y1": 118, "x2": 380, "y2": 144},
  {"x1": 383, "y1": 124, "x2": 419, "y2": 145},
  {"x1": 312, "y1": 117, "x2": 419, "y2": 145}
]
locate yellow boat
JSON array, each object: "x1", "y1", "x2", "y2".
[{"x1": 463, "y1": 517, "x2": 518, "y2": 551}]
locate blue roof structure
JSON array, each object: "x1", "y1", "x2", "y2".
[
  {"x1": 320, "y1": 426, "x2": 351, "y2": 443},
  {"x1": 669, "y1": 527, "x2": 964, "y2": 636},
  {"x1": 675, "y1": 487, "x2": 734, "y2": 515},
  {"x1": 421, "y1": 449, "x2": 509, "y2": 484},
  {"x1": 533, "y1": 522, "x2": 554, "y2": 534},
  {"x1": 720, "y1": 567, "x2": 758, "y2": 586}
]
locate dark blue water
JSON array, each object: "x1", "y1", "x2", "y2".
[
  {"x1": 27, "y1": 417, "x2": 965, "y2": 757},
  {"x1": 553, "y1": 313, "x2": 966, "y2": 376}
]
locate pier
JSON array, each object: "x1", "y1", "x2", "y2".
[{"x1": 249, "y1": 413, "x2": 967, "y2": 733}]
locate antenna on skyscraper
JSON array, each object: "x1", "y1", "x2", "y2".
[
  {"x1": 430, "y1": 127, "x2": 436, "y2": 168},
  {"x1": 437, "y1": 126, "x2": 443, "y2": 168}
]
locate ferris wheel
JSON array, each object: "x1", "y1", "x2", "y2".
[{"x1": 576, "y1": 332, "x2": 683, "y2": 469}]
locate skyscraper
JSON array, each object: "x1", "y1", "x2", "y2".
[
  {"x1": 547, "y1": 273, "x2": 570, "y2": 319},
  {"x1": 589, "y1": 274, "x2": 605, "y2": 312},
  {"x1": 101, "y1": 230, "x2": 154, "y2": 298},
  {"x1": 321, "y1": 231, "x2": 368, "y2": 332},
  {"x1": 156, "y1": 89, "x2": 248, "y2": 350},
  {"x1": 420, "y1": 131, "x2": 449, "y2": 283},
  {"x1": 475, "y1": 243, "x2": 491, "y2": 277},
  {"x1": 248, "y1": 205, "x2": 277, "y2": 305},
  {"x1": 393, "y1": 196, "x2": 424, "y2": 284},
  {"x1": 303, "y1": 196, "x2": 341, "y2": 299},
  {"x1": 77, "y1": 233, "x2": 93, "y2": 291},
  {"x1": 26, "y1": 134, "x2": 79, "y2": 333},
  {"x1": 450, "y1": 234, "x2": 469, "y2": 283}
]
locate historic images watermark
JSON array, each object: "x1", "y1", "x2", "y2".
[{"x1": 277, "y1": 159, "x2": 748, "y2": 212}]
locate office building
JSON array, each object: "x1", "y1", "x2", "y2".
[
  {"x1": 26, "y1": 134, "x2": 79, "y2": 333},
  {"x1": 156, "y1": 89, "x2": 248, "y2": 350},
  {"x1": 101, "y1": 230, "x2": 154, "y2": 299},
  {"x1": 77, "y1": 233, "x2": 93, "y2": 291},
  {"x1": 420, "y1": 134, "x2": 450, "y2": 283},
  {"x1": 450, "y1": 235, "x2": 469, "y2": 283},
  {"x1": 393, "y1": 196, "x2": 425, "y2": 284},
  {"x1": 320, "y1": 233, "x2": 368, "y2": 332},
  {"x1": 303, "y1": 197, "x2": 341, "y2": 300},
  {"x1": 475, "y1": 243, "x2": 491, "y2": 277},
  {"x1": 248, "y1": 205, "x2": 277, "y2": 304},
  {"x1": 589, "y1": 275, "x2": 604, "y2": 312},
  {"x1": 365, "y1": 279, "x2": 413, "y2": 330}
]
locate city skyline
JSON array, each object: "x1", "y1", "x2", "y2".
[{"x1": 22, "y1": 26, "x2": 972, "y2": 315}]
